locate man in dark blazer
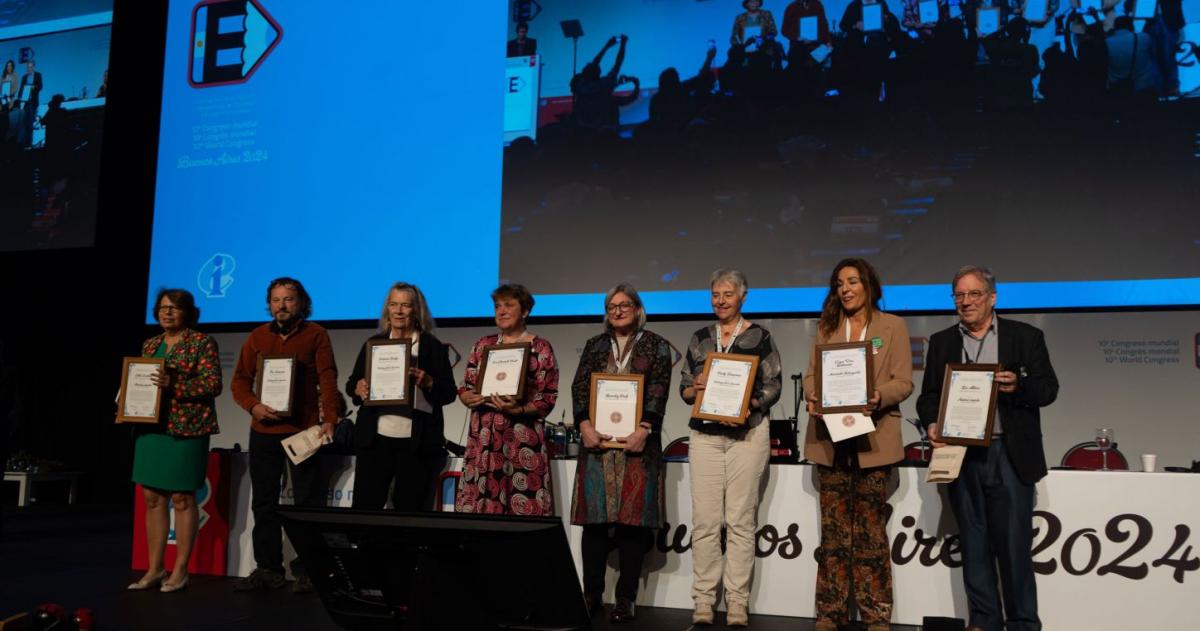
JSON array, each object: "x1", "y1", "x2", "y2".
[
  {"x1": 506, "y1": 21, "x2": 537, "y2": 57},
  {"x1": 17, "y1": 60, "x2": 42, "y2": 145},
  {"x1": 917, "y1": 265, "x2": 1058, "y2": 631}
]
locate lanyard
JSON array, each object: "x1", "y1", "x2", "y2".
[
  {"x1": 963, "y1": 326, "x2": 992, "y2": 364},
  {"x1": 844, "y1": 317, "x2": 868, "y2": 343},
  {"x1": 610, "y1": 331, "x2": 643, "y2": 373},
  {"x1": 714, "y1": 317, "x2": 746, "y2": 353}
]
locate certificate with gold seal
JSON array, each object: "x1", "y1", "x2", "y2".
[
  {"x1": 590, "y1": 373, "x2": 644, "y2": 449},
  {"x1": 477, "y1": 342, "x2": 531, "y2": 398}
]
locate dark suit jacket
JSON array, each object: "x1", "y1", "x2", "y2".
[
  {"x1": 506, "y1": 37, "x2": 537, "y2": 57},
  {"x1": 19, "y1": 71, "x2": 41, "y2": 107},
  {"x1": 345, "y1": 331, "x2": 456, "y2": 455},
  {"x1": 917, "y1": 316, "x2": 1058, "y2": 484}
]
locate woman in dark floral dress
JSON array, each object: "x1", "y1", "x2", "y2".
[
  {"x1": 569, "y1": 283, "x2": 672, "y2": 623},
  {"x1": 455, "y1": 284, "x2": 558, "y2": 515}
]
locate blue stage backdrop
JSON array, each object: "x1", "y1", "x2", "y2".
[{"x1": 147, "y1": 0, "x2": 1200, "y2": 323}]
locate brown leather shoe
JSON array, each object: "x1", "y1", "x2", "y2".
[{"x1": 609, "y1": 597, "x2": 636, "y2": 623}]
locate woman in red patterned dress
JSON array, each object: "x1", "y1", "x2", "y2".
[{"x1": 455, "y1": 284, "x2": 558, "y2": 515}]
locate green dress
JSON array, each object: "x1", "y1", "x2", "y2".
[{"x1": 131, "y1": 342, "x2": 210, "y2": 492}]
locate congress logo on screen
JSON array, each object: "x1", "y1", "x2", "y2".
[
  {"x1": 198, "y1": 253, "x2": 236, "y2": 298},
  {"x1": 188, "y1": 0, "x2": 282, "y2": 88}
]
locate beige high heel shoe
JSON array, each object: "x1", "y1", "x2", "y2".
[
  {"x1": 160, "y1": 574, "x2": 189, "y2": 593},
  {"x1": 127, "y1": 570, "x2": 167, "y2": 590}
]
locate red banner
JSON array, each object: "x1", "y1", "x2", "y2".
[{"x1": 132, "y1": 450, "x2": 230, "y2": 575}]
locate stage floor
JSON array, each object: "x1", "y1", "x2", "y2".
[{"x1": 0, "y1": 504, "x2": 919, "y2": 630}]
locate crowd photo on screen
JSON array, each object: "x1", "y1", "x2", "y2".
[{"x1": 499, "y1": 0, "x2": 1200, "y2": 297}]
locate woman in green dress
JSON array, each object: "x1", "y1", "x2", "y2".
[{"x1": 127, "y1": 289, "x2": 222, "y2": 593}]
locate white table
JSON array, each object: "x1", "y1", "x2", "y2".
[
  {"x1": 4, "y1": 470, "x2": 80, "y2": 507},
  {"x1": 224, "y1": 457, "x2": 1200, "y2": 629}
]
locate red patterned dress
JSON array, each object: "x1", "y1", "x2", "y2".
[{"x1": 455, "y1": 334, "x2": 558, "y2": 516}]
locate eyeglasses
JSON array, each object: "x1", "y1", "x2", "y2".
[
  {"x1": 951, "y1": 290, "x2": 991, "y2": 303},
  {"x1": 607, "y1": 302, "x2": 636, "y2": 313},
  {"x1": 156, "y1": 306, "x2": 182, "y2": 313}
]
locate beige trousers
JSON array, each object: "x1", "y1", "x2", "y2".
[{"x1": 688, "y1": 419, "x2": 770, "y2": 607}]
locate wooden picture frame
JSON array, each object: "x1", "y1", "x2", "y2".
[
  {"x1": 116, "y1": 357, "x2": 165, "y2": 424},
  {"x1": 476, "y1": 342, "x2": 532, "y2": 399},
  {"x1": 937, "y1": 363, "x2": 1001, "y2": 447},
  {"x1": 590, "y1": 372, "x2": 645, "y2": 449},
  {"x1": 691, "y1": 352, "x2": 760, "y2": 425},
  {"x1": 363, "y1": 338, "x2": 412, "y2": 407},
  {"x1": 815, "y1": 341, "x2": 875, "y2": 415},
  {"x1": 255, "y1": 353, "x2": 297, "y2": 417}
]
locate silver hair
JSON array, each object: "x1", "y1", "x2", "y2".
[
  {"x1": 709, "y1": 268, "x2": 748, "y2": 297},
  {"x1": 377, "y1": 282, "x2": 437, "y2": 333},
  {"x1": 952, "y1": 265, "x2": 997, "y2": 293},
  {"x1": 602, "y1": 283, "x2": 648, "y2": 331}
]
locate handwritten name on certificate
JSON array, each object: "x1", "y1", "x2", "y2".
[
  {"x1": 941, "y1": 369, "x2": 994, "y2": 442},
  {"x1": 820, "y1": 347, "x2": 869, "y2": 409},
  {"x1": 699, "y1": 358, "x2": 753, "y2": 417},
  {"x1": 260, "y1": 356, "x2": 295, "y2": 413},
  {"x1": 123, "y1": 362, "x2": 160, "y2": 418},
  {"x1": 593, "y1": 376, "x2": 641, "y2": 441},
  {"x1": 479, "y1": 347, "x2": 526, "y2": 397},
  {"x1": 369, "y1": 342, "x2": 409, "y2": 403}
]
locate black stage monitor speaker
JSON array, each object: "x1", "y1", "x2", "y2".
[
  {"x1": 559, "y1": 20, "x2": 583, "y2": 39},
  {"x1": 921, "y1": 616, "x2": 966, "y2": 631},
  {"x1": 279, "y1": 507, "x2": 591, "y2": 631}
]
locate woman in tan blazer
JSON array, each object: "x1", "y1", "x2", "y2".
[{"x1": 802, "y1": 257, "x2": 913, "y2": 631}]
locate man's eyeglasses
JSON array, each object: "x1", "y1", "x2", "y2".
[{"x1": 951, "y1": 290, "x2": 991, "y2": 303}]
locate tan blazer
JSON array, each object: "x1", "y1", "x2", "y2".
[{"x1": 803, "y1": 311, "x2": 914, "y2": 469}]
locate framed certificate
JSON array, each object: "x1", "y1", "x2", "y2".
[
  {"x1": 976, "y1": 6, "x2": 1000, "y2": 36},
  {"x1": 476, "y1": 342, "x2": 531, "y2": 398},
  {"x1": 364, "y1": 339, "x2": 411, "y2": 407},
  {"x1": 692, "y1": 352, "x2": 760, "y2": 425},
  {"x1": 863, "y1": 3, "x2": 884, "y2": 31},
  {"x1": 117, "y1": 357, "x2": 165, "y2": 423},
  {"x1": 936, "y1": 363, "x2": 1000, "y2": 446},
  {"x1": 800, "y1": 16, "x2": 819, "y2": 41},
  {"x1": 811, "y1": 44, "x2": 832, "y2": 64},
  {"x1": 919, "y1": 0, "x2": 940, "y2": 24},
  {"x1": 256, "y1": 354, "x2": 297, "y2": 417},
  {"x1": 1022, "y1": 0, "x2": 1049, "y2": 21},
  {"x1": 590, "y1": 373, "x2": 644, "y2": 449},
  {"x1": 815, "y1": 341, "x2": 875, "y2": 415}
]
